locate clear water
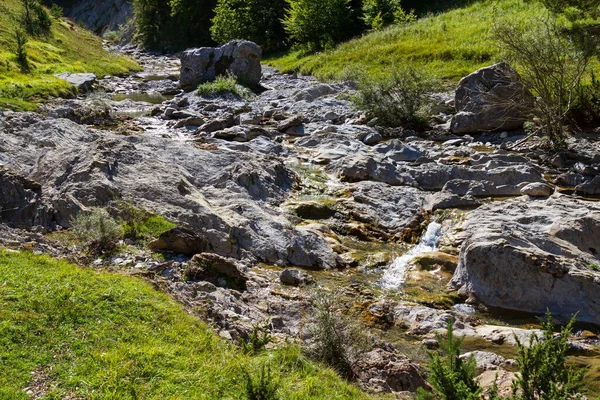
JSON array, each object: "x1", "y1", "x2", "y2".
[
  {"x1": 379, "y1": 222, "x2": 442, "y2": 289},
  {"x1": 111, "y1": 92, "x2": 172, "y2": 104}
]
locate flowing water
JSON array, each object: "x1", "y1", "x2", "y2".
[{"x1": 379, "y1": 221, "x2": 443, "y2": 289}]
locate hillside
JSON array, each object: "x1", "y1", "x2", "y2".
[
  {"x1": 0, "y1": 0, "x2": 139, "y2": 110},
  {"x1": 0, "y1": 250, "x2": 382, "y2": 399},
  {"x1": 267, "y1": 0, "x2": 542, "y2": 82}
]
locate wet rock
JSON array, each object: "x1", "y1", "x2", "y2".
[
  {"x1": 412, "y1": 251, "x2": 458, "y2": 272},
  {"x1": 280, "y1": 269, "x2": 313, "y2": 286},
  {"x1": 292, "y1": 202, "x2": 337, "y2": 220},
  {"x1": 520, "y1": 182, "x2": 554, "y2": 197},
  {"x1": 55, "y1": 72, "x2": 96, "y2": 92},
  {"x1": 576, "y1": 176, "x2": 600, "y2": 196},
  {"x1": 450, "y1": 196, "x2": 600, "y2": 325},
  {"x1": 173, "y1": 116, "x2": 206, "y2": 128},
  {"x1": 352, "y1": 348, "x2": 427, "y2": 393},
  {"x1": 179, "y1": 40, "x2": 262, "y2": 91},
  {"x1": 148, "y1": 227, "x2": 208, "y2": 256},
  {"x1": 451, "y1": 63, "x2": 534, "y2": 134}
]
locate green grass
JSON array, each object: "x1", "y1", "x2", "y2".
[
  {"x1": 266, "y1": 0, "x2": 543, "y2": 82},
  {"x1": 0, "y1": 0, "x2": 140, "y2": 110},
  {"x1": 197, "y1": 75, "x2": 249, "y2": 97},
  {"x1": 0, "y1": 250, "x2": 384, "y2": 399}
]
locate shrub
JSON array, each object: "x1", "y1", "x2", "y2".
[
  {"x1": 494, "y1": 11, "x2": 596, "y2": 149},
  {"x1": 242, "y1": 364, "x2": 280, "y2": 400},
  {"x1": 71, "y1": 208, "x2": 122, "y2": 254},
  {"x1": 118, "y1": 201, "x2": 176, "y2": 243},
  {"x1": 197, "y1": 75, "x2": 249, "y2": 97},
  {"x1": 49, "y1": 3, "x2": 62, "y2": 18},
  {"x1": 416, "y1": 317, "x2": 481, "y2": 400},
  {"x1": 283, "y1": 0, "x2": 353, "y2": 51},
  {"x1": 362, "y1": 0, "x2": 414, "y2": 30},
  {"x1": 511, "y1": 312, "x2": 585, "y2": 400},
  {"x1": 210, "y1": 0, "x2": 286, "y2": 51},
  {"x1": 305, "y1": 289, "x2": 369, "y2": 379},
  {"x1": 13, "y1": 28, "x2": 29, "y2": 73},
  {"x1": 352, "y1": 65, "x2": 437, "y2": 128},
  {"x1": 240, "y1": 324, "x2": 272, "y2": 355}
]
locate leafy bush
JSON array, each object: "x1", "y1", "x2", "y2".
[
  {"x1": 283, "y1": 0, "x2": 353, "y2": 50},
  {"x1": 305, "y1": 290, "x2": 369, "y2": 379},
  {"x1": 197, "y1": 75, "x2": 249, "y2": 97},
  {"x1": 352, "y1": 65, "x2": 437, "y2": 128},
  {"x1": 511, "y1": 312, "x2": 585, "y2": 400},
  {"x1": 416, "y1": 317, "x2": 481, "y2": 400},
  {"x1": 71, "y1": 208, "x2": 122, "y2": 254},
  {"x1": 362, "y1": 0, "x2": 414, "y2": 30},
  {"x1": 242, "y1": 364, "x2": 280, "y2": 400},
  {"x1": 210, "y1": 0, "x2": 286, "y2": 51},
  {"x1": 13, "y1": 28, "x2": 29, "y2": 73}
]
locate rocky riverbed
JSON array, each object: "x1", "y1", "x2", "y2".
[{"x1": 1, "y1": 48, "x2": 600, "y2": 396}]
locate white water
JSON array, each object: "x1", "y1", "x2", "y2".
[{"x1": 379, "y1": 222, "x2": 443, "y2": 289}]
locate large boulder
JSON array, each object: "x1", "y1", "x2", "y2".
[
  {"x1": 450, "y1": 196, "x2": 600, "y2": 325},
  {"x1": 450, "y1": 63, "x2": 534, "y2": 134},
  {"x1": 179, "y1": 40, "x2": 262, "y2": 91},
  {"x1": 55, "y1": 72, "x2": 97, "y2": 93}
]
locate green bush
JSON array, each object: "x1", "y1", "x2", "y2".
[
  {"x1": 511, "y1": 312, "x2": 585, "y2": 400},
  {"x1": 283, "y1": 0, "x2": 353, "y2": 51},
  {"x1": 305, "y1": 290, "x2": 369, "y2": 379},
  {"x1": 362, "y1": 0, "x2": 413, "y2": 30},
  {"x1": 71, "y1": 208, "x2": 122, "y2": 254},
  {"x1": 416, "y1": 317, "x2": 481, "y2": 400},
  {"x1": 242, "y1": 364, "x2": 280, "y2": 400},
  {"x1": 49, "y1": 3, "x2": 62, "y2": 18},
  {"x1": 210, "y1": 0, "x2": 286, "y2": 51},
  {"x1": 352, "y1": 65, "x2": 437, "y2": 128},
  {"x1": 197, "y1": 75, "x2": 249, "y2": 97}
]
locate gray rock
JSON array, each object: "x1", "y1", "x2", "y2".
[
  {"x1": 61, "y1": 0, "x2": 133, "y2": 33},
  {"x1": 186, "y1": 253, "x2": 248, "y2": 290},
  {"x1": 576, "y1": 176, "x2": 600, "y2": 196},
  {"x1": 179, "y1": 40, "x2": 262, "y2": 91},
  {"x1": 280, "y1": 269, "x2": 312, "y2": 286},
  {"x1": 148, "y1": 226, "x2": 208, "y2": 256},
  {"x1": 520, "y1": 182, "x2": 554, "y2": 197},
  {"x1": 460, "y1": 351, "x2": 509, "y2": 373},
  {"x1": 450, "y1": 196, "x2": 600, "y2": 325},
  {"x1": 277, "y1": 115, "x2": 304, "y2": 132},
  {"x1": 450, "y1": 63, "x2": 534, "y2": 134},
  {"x1": 362, "y1": 132, "x2": 383, "y2": 145},
  {"x1": 0, "y1": 167, "x2": 51, "y2": 229},
  {"x1": 55, "y1": 72, "x2": 97, "y2": 92}
]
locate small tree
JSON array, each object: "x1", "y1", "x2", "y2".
[
  {"x1": 210, "y1": 0, "x2": 286, "y2": 51},
  {"x1": 14, "y1": 28, "x2": 29, "y2": 73},
  {"x1": 283, "y1": 0, "x2": 353, "y2": 51},
  {"x1": 21, "y1": 0, "x2": 51, "y2": 35},
  {"x1": 494, "y1": 12, "x2": 595, "y2": 149},
  {"x1": 511, "y1": 312, "x2": 585, "y2": 400},
  {"x1": 362, "y1": 0, "x2": 415, "y2": 30},
  {"x1": 416, "y1": 317, "x2": 481, "y2": 400}
]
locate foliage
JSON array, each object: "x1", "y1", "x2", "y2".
[
  {"x1": 210, "y1": 0, "x2": 286, "y2": 51},
  {"x1": 118, "y1": 201, "x2": 176, "y2": 244},
  {"x1": 240, "y1": 324, "x2": 272, "y2": 355},
  {"x1": 49, "y1": 2, "x2": 62, "y2": 18},
  {"x1": 13, "y1": 28, "x2": 29, "y2": 73},
  {"x1": 131, "y1": 0, "x2": 173, "y2": 48},
  {"x1": 267, "y1": 0, "x2": 541, "y2": 82},
  {"x1": 71, "y1": 208, "x2": 122, "y2": 254},
  {"x1": 511, "y1": 312, "x2": 586, "y2": 400},
  {"x1": 305, "y1": 289, "x2": 369, "y2": 379},
  {"x1": 352, "y1": 65, "x2": 437, "y2": 128},
  {"x1": 416, "y1": 317, "x2": 481, "y2": 400},
  {"x1": 197, "y1": 74, "x2": 249, "y2": 97},
  {"x1": 362, "y1": 0, "x2": 415, "y2": 30},
  {"x1": 169, "y1": 0, "x2": 217, "y2": 49},
  {"x1": 21, "y1": 0, "x2": 52, "y2": 36},
  {"x1": 283, "y1": 0, "x2": 353, "y2": 51},
  {"x1": 494, "y1": 12, "x2": 593, "y2": 149},
  {"x1": 243, "y1": 364, "x2": 280, "y2": 400}
]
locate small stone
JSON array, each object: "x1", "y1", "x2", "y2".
[
  {"x1": 520, "y1": 182, "x2": 554, "y2": 197},
  {"x1": 280, "y1": 269, "x2": 312, "y2": 286}
]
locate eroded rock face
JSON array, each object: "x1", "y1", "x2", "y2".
[
  {"x1": 450, "y1": 196, "x2": 600, "y2": 324},
  {"x1": 0, "y1": 168, "x2": 51, "y2": 230},
  {"x1": 179, "y1": 40, "x2": 262, "y2": 91},
  {"x1": 451, "y1": 63, "x2": 534, "y2": 134}
]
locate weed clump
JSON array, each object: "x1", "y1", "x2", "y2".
[
  {"x1": 197, "y1": 75, "x2": 249, "y2": 97},
  {"x1": 71, "y1": 208, "x2": 122, "y2": 254},
  {"x1": 242, "y1": 364, "x2": 280, "y2": 400},
  {"x1": 352, "y1": 66, "x2": 437, "y2": 128}
]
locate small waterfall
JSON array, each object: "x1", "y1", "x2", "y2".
[{"x1": 379, "y1": 222, "x2": 443, "y2": 289}]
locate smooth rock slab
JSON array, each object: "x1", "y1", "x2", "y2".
[{"x1": 55, "y1": 72, "x2": 96, "y2": 92}]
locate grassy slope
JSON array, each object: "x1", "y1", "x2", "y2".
[
  {"x1": 266, "y1": 0, "x2": 542, "y2": 82},
  {"x1": 0, "y1": 250, "x2": 385, "y2": 400},
  {"x1": 0, "y1": 0, "x2": 139, "y2": 110}
]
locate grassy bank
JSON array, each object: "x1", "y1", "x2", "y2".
[
  {"x1": 0, "y1": 0, "x2": 139, "y2": 111},
  {"x1": 0, "y1": 250, "x2": 384, "y2": 399},
  {"x1": 266, "y1": 0, "x2": 542, "y2": 83}
]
